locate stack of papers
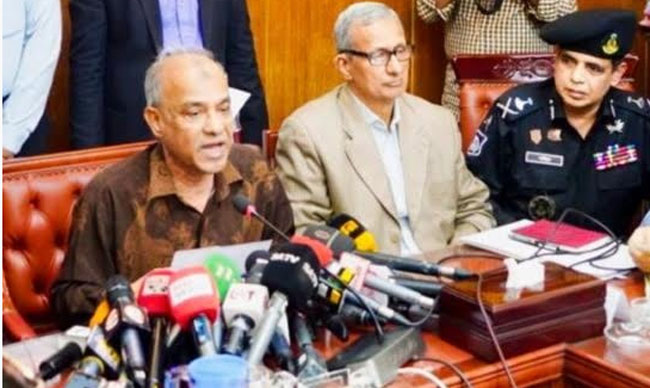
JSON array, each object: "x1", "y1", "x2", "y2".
[{"x1": 458, "y1": 220, "x2": 636, "y2": 279}]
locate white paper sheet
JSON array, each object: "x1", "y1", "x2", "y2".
[{"x1": 171, "y1": 240, "x2": 272, "y2": 274}]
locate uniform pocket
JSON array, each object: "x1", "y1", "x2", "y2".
[
  {"x1": 596, "y1": 163, "x2": 641, "y2": 190},
  {"x1": 519, "y1": 165, "x2": 569, "y2": 192}
]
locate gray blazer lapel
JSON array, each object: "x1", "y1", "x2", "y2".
[
  {"x1": 339, "y1": 86, "x2": 398, "y2": 220},
  {"x1": 398, "y1": 97, "x2": 430, "y2": 224},
  {"x1": 137, "y1": 0, "x2": 163, "y2": 52}
]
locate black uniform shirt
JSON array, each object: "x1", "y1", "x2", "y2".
[{"x1": 466, "y1": 79, "x2": 650, "y2": 237}]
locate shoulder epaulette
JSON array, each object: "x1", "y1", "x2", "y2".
[
  {"x1": 494, "y1": 82, "x2": 548, "y2": 123},
  {"x1": 609, "y1": 88, "x2": 650, "y2": 118}
]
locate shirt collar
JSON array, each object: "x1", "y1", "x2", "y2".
[
  {"x1": 147, "y1": 144, "x2": 242, "y2": 203},
  {"x1": 349, "y1": 92, "x2": 400, "y2": 132},
  {"x1": 550, "y1": 85, "x2": 617, "y2": 125}
]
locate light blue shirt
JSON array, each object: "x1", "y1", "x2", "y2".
[
  {"x1": 159, "y1": 0, "x2": 204, "y2": 50},
  {"x1": 351, "y1": 94, "x2": 422, "y2": 256},
  {"x1": 642, "y1": 211, "x2": 650, "y2": 227},
  {"x1": 3, "y1": 0, "x2": 61, "y2": 154}
]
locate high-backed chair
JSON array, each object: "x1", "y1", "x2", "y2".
[
  {"x1": 2, "y1": 142, "x2": 151, "y2": 338},
  {"x1": 452, "y1": 53, "x2": 639, "y2": 152},
  {"x1": 263, "y1": 129, "x2": 279, "y2": 168}
]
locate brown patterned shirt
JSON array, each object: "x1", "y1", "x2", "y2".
[{"x1": 51, "y1": 143, "x2": 294, "y2": 327}]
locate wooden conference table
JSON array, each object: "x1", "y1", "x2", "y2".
[{"x1": 314, "y1": 246, "x2": 650, "y2": 388}]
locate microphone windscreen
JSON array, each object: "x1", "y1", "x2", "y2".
[
  {"x1": 106, "y1": 275, "x2": 133, "y2": 306},
  {"x1": 136, "y1": 268, "x2": 174, "y2": 317},
  {"x1": 232, "y1": 194, "x2": 252, "y2": 215},
  {"x1": 245, "y1": 250, "x2": 271, "y2": 272},
  {"x1": 261, "y1": 243, "x2": 320, "y2": 311},
  {"x1": 328, "y1": 214, "x2": 378, "y2": 252},
  {"x1": 301, "y1": 225, "x2": 356, "y2": 255},
  {"x1": 291, "y1": 235, "x2": 333, "y2": 266},
  {"x1": 203, "y1": 253, "x2": 242, "y2": 300},
  {"x1": 169, "y1": 267, "x2": 220, "y2": 330}
]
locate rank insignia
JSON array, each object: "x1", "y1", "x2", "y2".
[
  {"x1": 497, "y1": 97, "x2": 518, "y2": 118},
  {"x1": 601, "y1": 33, "x2": 619, "y2": 56},
  {"x1": 593, "y1": 144, "x2": 638, "y2": 171},
  {"x1": 627, "y1": 96, "x2": 645, "y2": 109},
  {"x1": 547, "y1": 129, "x2": 562, "y2": 142},
  {"x1": 514, "y1": 97, "x2": 533, "y2": 111},
  {"x1": 606, "y1": 119, "x2": 625, "y2": 134},
  {"x1": 529, "y1": 129, "x2": 542, "y2": 145}
]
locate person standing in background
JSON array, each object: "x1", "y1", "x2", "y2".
[
  {"x1": 69, "y1": 0, "x2": 268, "y2": 148},
  {"x1": 416, "y1": 0, "x2": 576, "y2": 119},
  {"x1": 3, "y1": 0, "x2": 62, "y2": 158}
]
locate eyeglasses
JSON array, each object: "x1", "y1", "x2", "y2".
[{"x1": 339, "y1": 44, "x2": 413, "y2": 66}]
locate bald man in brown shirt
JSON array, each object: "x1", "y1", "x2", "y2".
[{"x1": 51, "y1": 48, "x2": 293, "y2": 327}]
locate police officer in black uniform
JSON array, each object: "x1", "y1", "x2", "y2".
[{"x1": 466, "y1": 9, "x2": 650, "y2": 237}]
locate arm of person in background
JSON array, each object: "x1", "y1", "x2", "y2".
[
  {"x1": 69, "y1": 0, "x2": 107, "y2": 149},
  {"x1": 446, "y1": 111, "x2": 496, "y2": 242},
  {"x1": 2, "y1": 0, "x2": 61, "y2": 158},
  {"x1": 225, "y1": 0, "x2": 269, "y2": 146},
  {"x1": 415, "y1": 0, "x2": 456, "y2": 24},
  {"x1": 50, "y1": 183, "x2": 118, "y2": 328},
  {"x1": 526, "y1": 0, "x2": 578, "y2": 23},
  {"x1": 465, "y1": 103, "x2": 521, "y2": 226},
  {"x1": 275, "y1": 117, "x2": 333, "y2": 232}
]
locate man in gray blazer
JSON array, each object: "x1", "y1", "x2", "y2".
[{"x1": 275, "y1": 2, "x2": 494, "y2": 255}]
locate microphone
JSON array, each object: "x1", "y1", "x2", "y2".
[
  {"x1": 391, "y1": 276, "x2": 444, "y2": 297},
  {"x1": 328, "y1": 213, "x2": 378, "y2": 252},
  {"x1": 244, "y1": 250, "x2": 272, "y2": 284},
  {"x1": 340, "y1": 252, "x2": 435, "y2": 310},
  {"x1": 104, "y1": 275, "x2": 149, "y2": 387},
  {"x1": 221, "y1": 282, "x2": 269, "y2": 356},
  {"x1": 76, "y1": 325, "x2": 121, "y2": 380},
  {"x1": 339, "y1": 303, "x2": 387, "y2": 327},
  {"x1": 293, "y1": 313, "x2": 327, "y2": 380},
  {"x1": 292, "y1": 235, "x2": 411, "y2": 326},
  {"x1": 232, "y1": 194, "x2": 291, "y2": 242},
  {"x1": 168, "y1": 266, "x2": 220, "y2": 357},
  {"x1": 247, "y1": 242, "x2": 321, "y2": 365},
  {"x1": 203, "y1": 253, "x2": 243, "y2": 301},
  {"x1": 303, "y1": 224, "x2": 473, "y2": 280},
  {"x1": 203, "y1": 253, "x2": 243, "y2": 352},
  {"x1": 269, "y1": 329, "x2": 295, "y2": 373},
  {"x1": 38, "y1": 342, "x2": 83, "y2": 381},
  {"x1": 136, "y1": 268, "x2": 174, "y2": 388}
]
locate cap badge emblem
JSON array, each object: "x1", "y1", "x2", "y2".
[{"x1": 602, "y1": 33, "x2": 619, "y2": 55}]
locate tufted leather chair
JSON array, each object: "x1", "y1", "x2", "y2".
[
  {"x1": 452, "y1": 53, "x2": 639, "y2": 152},
  {"x1": 2, "y1": 142, "x2": 151, "y2": 338}
]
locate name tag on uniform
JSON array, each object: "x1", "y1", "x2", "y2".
[{"x1": 525, "y1": 151, "x2": 564, "y2": 167}]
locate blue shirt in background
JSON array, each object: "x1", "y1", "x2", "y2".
[
  {"x1": 159, "y1": 0, "x2": 204, "y2": 50},
  {"x1": 3, "y1": 0, "x2": 61, "y2": 154}
]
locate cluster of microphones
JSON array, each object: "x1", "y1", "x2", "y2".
[{"x1": 36, "y1": 194, "x2": 473, "y2": 387}]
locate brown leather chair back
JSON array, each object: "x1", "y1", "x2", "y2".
[
  {"x1": 453, "y1": 53, "x2": 639, "y2": 152},
  {"x1": 2, "y1": 142, "x2": 150, "y2": 333}
]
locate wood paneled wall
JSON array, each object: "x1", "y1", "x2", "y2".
[
  {"x1": 43, "y1": 0, "x2": 647, "y2": 153},
  {"x1": 247, "y1": 0, "x2": 445, "y2": 130}
]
